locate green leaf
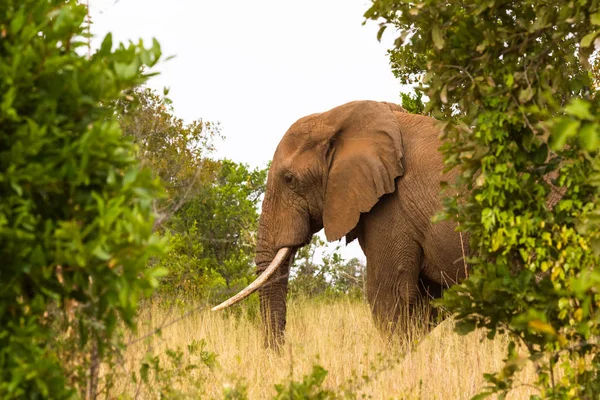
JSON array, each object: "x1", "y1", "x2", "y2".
[
  {"x1": 10, "y1": 9, "x2": 25, "y2": 34},
  {"x1": 10, "y1": 181, "x2": 22, "y2": 196},
  {"x1": 432, "y1": 25, "x2": 445, "y2": 50},
  {"x1": 565, "y1": 98, "x2": 593, "y2": 120},
  {"x1": 123, "y1": 168, "x2": 138, "y2": 186},
  {"x1": 114, "y1": 60, "x2": 140, "y2": 81},
  {"x1": 531, "y1": 143, "x2": 548, "y2": 165},
  {"x1": 528, "y1": 320, "x2": 556, "y2": 335},
  {"x1": 591, "y1": 12, "x2": 600, "y2": 25},
  {"x1": 455, "y1": 319, "x2": 477, "y2": 335},
  {"x1": 518, "y1": 87, "x2": 534, "y2": 103},
  {"x1": 99, "y1": 33, "x2": 113, "y2": 56},
  {"x1": 579, "y1": 123, "x2": 599, "y2": 151},
  {"x1": 550, "y1": 118, "x2": 581, "y2": 150},
  {"x1": 581, "y1": 31, "x2": 598, "y2": 47},
  {"x1": 476, "y1": 40, "x2": 488, "y2": 53},
  {"x1": 440, "y1": 84, "x2": 448, "y2": 104},
  {"x1": 92, "y1": 246, "x2": 111, "y2": 261},
  {"x1": 471, "y1": 393, "x2": 493, "y2": 400},
  {"x1": 521, "y1": 130, "x2": 534, "y2": 150},
  {"x1": 149, "y1": 267, "x2": 169, "y2": 278},
  {"x1": 140, "y1": 48, "x2": 151, "y2": 66},
  {"x1": 140, "y1": 362, "x2": 150, "y2": 383},
  {"x1": 150, "y1": 38, "x2": 162, "y2": 65},
  {"x1": 376, "y1": 24, "x2": 387, "y2": 42}
]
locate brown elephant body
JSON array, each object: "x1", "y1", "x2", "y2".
[
  {"x1": 217, "y1": 100, "x2": 469, "y2": 348},
  {"x1": 356, "y1": 112, "x2": 467, "y2": 328}
]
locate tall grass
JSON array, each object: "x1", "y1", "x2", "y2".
[{"x1": 111, "y1": 296, "x2": 538, "y2": 399}]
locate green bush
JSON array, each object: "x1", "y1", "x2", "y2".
[
  {"x1": 273, "y1": 364, "x2": 337, "y2": 400},
  {"x1": 366, "y1": 1, "x2": 600, "y2": 398},
  {"x1": 117, "y1": 88, "x2": 268, "y2": 302},
  {"x1": 153, "y1": 160, "x2": 267, "y2": 303},
  {"x1": 0, "y1": 1, "x2": 166, "y2": 397},
  {"x1": 117, "y1": 87, "x2": 222, "y2": 215},
  {"x1": 135, "y1": 339, "x2": 218, "y2": 399}
]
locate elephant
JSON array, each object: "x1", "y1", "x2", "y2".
[{"x1": 213, "y1": 100, "x2": 468, "y2": 348}]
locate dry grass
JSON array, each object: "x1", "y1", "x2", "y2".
[{"x1": 111, "y1": 297, "x2": 540, "y2": 399}]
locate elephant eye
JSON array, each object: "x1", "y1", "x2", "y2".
[{"x1": 283, "y1": 172, "x2": 296, "y2": 187}]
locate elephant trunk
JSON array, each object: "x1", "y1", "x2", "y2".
[
  {"x1": 253, "y1": 191, "x2": 310, "y2": 349},
  {"x1": 213, "y1": 185, "x2": 309, "y2": 349},
  {"x1": 211, "y1": 239, "x2": 296, "y2": 349},
  {"x1": 255, "y1": 245, "x2": 295, "y2": 349}
]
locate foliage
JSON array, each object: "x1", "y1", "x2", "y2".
[
  {"x1": 175, "y1": 160, "x2": 267, "y2": 287},
  {"x1": 366, "y1": 0, "x2": 600, "y2": 398},
  {"x1": 222, "y1": 378, "x2": 250, "y2": 400},
  {"x1": 117, "y1": 352, "x2": 384, "y2": 399},
  {"x1": 272, "y1": 354, "x2": 402, "y2": 400},
  {"x1": 400, "y1": 91, "x2": 426, "y2": 114},
  {"x1": 157, "y1": 160, "x2": 268, "y2": 301},
  {"x1": 133, "y1": 339, "x2": 218, "y2": 399},
  {"x1": 154, "y1": 225, "x2": 226, "y2": 299},
  {"x1": 290, "y1": 236, "x2": 365, "y2": 299},
  {"x1": 273, "y1": 364, "x2": 338, "y2": 400},
  {"x1": 393, "y1": 50, "x2": 428, "y2": 114},
  {"x1": 118, "y1": 87, "x2": 267, "y2": 302},
  {"x1": 102, "y1": 336, "x2": 220, "y2": 399},
  {"x1": 118, "y1": 87, "x2": 222, "y2": 220},
  {"x1": 0, "y1": 0, "x2": 166, "y2": 397}
]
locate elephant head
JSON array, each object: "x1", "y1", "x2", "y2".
[{"x1": 213, "y1": 100, "x2": 408, "y2": 348}]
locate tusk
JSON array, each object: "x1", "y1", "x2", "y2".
[{"x1": 211, "y1": 247, "x2": 291, "y2": 311}]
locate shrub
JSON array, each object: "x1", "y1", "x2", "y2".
[
  {"x1": 0, "y1": 1, "x2": 166, "y2": 396},
  {"x1": 366, "y1": 1, "x2": 600, "y2": 397}
]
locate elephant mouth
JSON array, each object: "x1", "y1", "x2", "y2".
[{"x1": 211, "y1": 247, "x2": 293, "y2": 311}]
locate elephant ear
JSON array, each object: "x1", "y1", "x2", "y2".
[{"x1": 321, "y1": 101, "x2": 405, "y2": 242}]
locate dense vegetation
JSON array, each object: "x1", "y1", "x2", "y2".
[
  {"x1": 0, "y1": 1, "x2": 165, "y2": 396},
  {"x1": 118, "y1": 87, "x2": 269, "y2": 302},
  {"x1": 367, "y1": 0, "x2": 600, "y2": 398}
]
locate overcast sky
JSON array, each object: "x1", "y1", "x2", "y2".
[{"x1": 89, "y1": 0, "x2": 407, "y2": 260}]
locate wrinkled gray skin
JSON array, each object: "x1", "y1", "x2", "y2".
[{"x1": 256, "y1": 101, "x2": 467, "y2": 348}]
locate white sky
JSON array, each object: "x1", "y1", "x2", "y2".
[{"x1": 89, "y1": 0, "x2": 407, "y2": 261}]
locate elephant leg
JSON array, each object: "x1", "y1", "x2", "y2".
[{"x1": 365, "y1": 240, "x2": 423, "y2": 335}]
